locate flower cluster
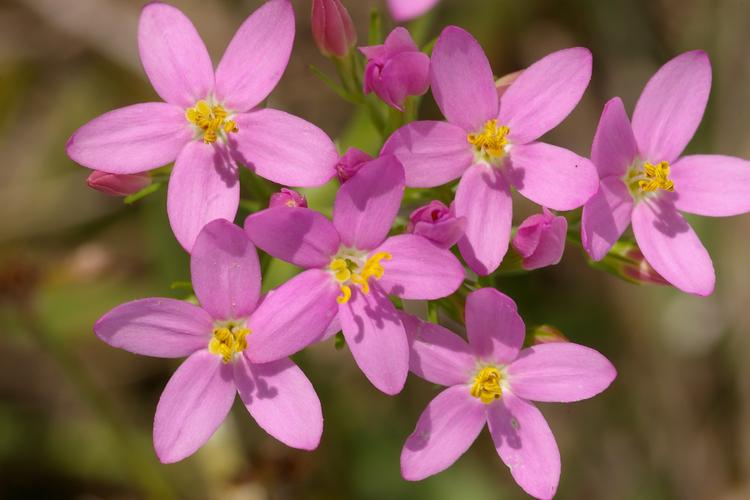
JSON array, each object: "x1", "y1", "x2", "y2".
[{"x1": 67, "y1": 1, "x2": 750, "y2": 498}]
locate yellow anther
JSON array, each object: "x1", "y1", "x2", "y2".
[
  {"x1": 467, "y1": 119, "x2": 510, "y2": 160},
  {"x1": 337, "y1": 285, "x2": 352, "y2": 304},
  {"x1": 470, "y1": 366, "x2": 503, "y2": 404},
  {"x1": 638, "y1": 161, "x2": 674, "y2": 193},
  {"x1": 329, "y1": 251, "x2": 392, "y2": 304},
  {"x1": 185, "y1": 100, "x2": 239, "y2": 144},
  {"x1": 208, "y1": 323, "x2": 251, "y2": 363}
]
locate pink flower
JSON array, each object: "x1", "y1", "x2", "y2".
[
  {"x1": 336, "y1": 147, "x2": 373, "y2": 182},
  {"x1": 269, "y1": 188, "x2": 308, "y2": 208},
  {"x1": 244, "y1": 155, "x2": 465, "y2": 394},
  {"x1": 406, "y1": 200, "x2": 466, "y2": 249},
  {"x1": 67, "y1": 1, "x2": 338, "y2": 251},
  {"x1": 383, "y1": 27, "x2": 597, "y2": 275},
  {"x1": 311, "y1": 0, "x2": 357, "y2": 58},
  {"x1": 94, "y1": 220, "x2": 328, "y2": 463},
  {"x1": 511, "y1": 208, "x2": 567, "y2": 270},
  {"x1": 86, "y1": 171, "x2": 151, "y2": 196},
  {"x1": 386, "y1": 0, "x2": 440, "y2": 22},
  {"x1": 581, "y1": 51, "x2": 750, "y2": 296},
  {"x1": 360, "y1": 27, "x2": 430, "y2": 111},
  {"x1": 400, "y1": 288, "x2": 616, "y2": 499}
]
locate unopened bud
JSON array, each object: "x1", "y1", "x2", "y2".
[
  {"x1": 311, "y1": 0, "x2": 357, "y2": 58},
  {"x1": 86, "y1": 171, "x2": 151, "y2": 197},
  {"x1": 269, "y1": 188, "x2": 308, "y2": 208},
  {"x1": 336, "y1": 147, "x2": 373, "y2": 183},
  {"x1": 511, "y1": 208, "x2": 567, "y2": 270},
  {"x1": 407, "y1": 200, "x2": 465, "y2": 249},
  {"x1": 496, "y1": 70, "x2": 523, "y2": 99},
  {"x1": 529, "y1": 325, "x2": 569, "y2": 345}
]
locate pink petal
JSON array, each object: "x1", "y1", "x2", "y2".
[
  {"x1": 235, "y1": 356, "x2": 322, "y2": 450},
  {"x1": 487, "y1": 392, "x2": 560, "y2": 500},
  {"x1": 508, "y1": 343, "x2": 617, "y2": 402},
  {"x1": 499, "y1": 47, "x2": 592, "y2": 145},
  {"x1": 430, "y1": 26, "x2": 498, "y2": 131},
  {"x1": 401, "y1": 385, "x2": 486, "y2": 481},
  {"x1": 191, "y1": 219, "x2": 260, "y2": 321},
  {"x1": 376, "y1": 51, "x2": 431, "y2": 110},
  {"x1": 167, "y1": 142, "x2": 240, "y2": 251},
  {"x1": 400, "y1": 312, "x2": 475, "y2": 387},
  {"x1": 321, "y1": 314, "x2": 341, "y2": 341},
  {"x1": 465, "y1": 288, "x2": 525, "y2": 365},
  {"x1": 386, "y1": 0, "x2": 440, "y2": 22},
  {"x1": 138, "y1": 3, "x2": 214, "y2": 108},
  {"x1": 244, "y1": 207, "x2": 340, "y2": 269},
  {"x1": 339, "y1": 286, "x2": 409, "y2": 395},
  {"x1": 231, "y1": 109, "x2": 337, "y2": 187},
  {"x1": 672, "y1": 155, "x2": 750, "y2": 217},
  {"x1": 94, "y1": 298, "x2": 212, "y2": 358},
  {"x1": 333, "y1": 155, "x2": 405, "y2": 250},
  {"x1": 631, "y1": 199, "x2": 715, "y2": 296},
  {"x1": 374, "y1": 234, "x2": 464, "y2": 300},
  {"x1": 455, "y1": 165, "x2": 512, "y2": 276},
  {"x1": 153, "y1": 350, "x2": 236, "y2": 463},
  {"x1": 581, "y1": 176, "x2": 634, "y2": 261},
  {"x1": 246, "y1": 269, "x2": 340, "y2": 363},
  {"x1": 509, "y1": 142, "x2": 599, "y2": 210},
  {"x1": 214, "y1": 0, "x2": 295, "y2": 112},
  {"x1": 632, "y1": 50, "x2": 712, "y2": 163},
  {"x1": 381, "y1": 121, "x2": 473, "y2": 188},
  {"x1": 591, "y1": 97, "x2": 638, "y2": 178},
  {"x1": 66, "y1": 103, "x2": 190, "y2": 174}
]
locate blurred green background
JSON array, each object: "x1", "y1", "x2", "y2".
[{"x1": 2, "y1": 0, "x2": 750, "y2": 498}]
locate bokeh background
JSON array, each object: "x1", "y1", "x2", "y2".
[{"x1": 2, "y1": 0, "x2": 750, "y2": 498}]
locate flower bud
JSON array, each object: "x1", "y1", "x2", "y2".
[
  {"x1": 529, "y1": 324, "x2": 569, "y2": 345},
  {"x1": 269, "y1": 188, "x2": 308, "y2": 208},
  {"x1": 594, "y1": 242, "x2": 668, "y2": 286},
  {"x1": 336, "y1": 147, "x2": 372, "y2": 182},
  {"x1": 311, "y1": 0, "x2": 357, "y2": 58},
  {"x1": 86, "y1": 171, "x2": 151, "y2": 197},
  {"x1": 496, "y1": 70, "x2": 523, "y2": 99},
  {"x1": 360, "y1": 27, "x2": 430, "y2": 111},
  {"x1": 511, "y1": 208, "x2": 567, "y2": 270},
  {"x1": 407, "y1": 200, "x2": 466, "y2": 249}
]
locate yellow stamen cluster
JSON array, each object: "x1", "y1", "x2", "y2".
[
  {"x1": 208, "y1": 323, "x2": 250, "y2": 363},
  {"x1": 467, "y1": 119, "x2": 510, "y2": 160},
  {"x1": 638, "y1": 161, "x2": 674, "y2": 193},
  {"x1": 185, "y1": 100, "x2": 238, "y2": 144},
  {"x1": 470, "y1": 366, "x2": 503, "y2": 404},
  {"x1": 330, "y1": 252, "x2": 392, "y2": 304}
]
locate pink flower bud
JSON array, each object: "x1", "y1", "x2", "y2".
[
  {"x1": 360, "y1": 27, "x2": 430, "y2": 111},
  {"x1": 511, "y1": 208, "x2": 567, "y2": 270},
  {"x1": 407, "y1": 200, "x2": 466, "y2": 249},
  {"x1": 496, "y1": 70, "x2": 523, "y2": 98},
  {"x1": 311, "y1": 0, "x2": 357, "y2": 58},
  {"x1": 620, "y1": 247, "x2": 669, "y2": 286},
  {"x1": 529, "y1": 324, "x2": 569, "y2": 345},
  {"x1": 86, "y1": 171, "x2": 151, "y2": 197},
  {"x1": 269, "y1": 188, "x2": 308, "y2": 208},
  {"x1": 336, "y1": 147, "x2": 373, "y2": 182}
]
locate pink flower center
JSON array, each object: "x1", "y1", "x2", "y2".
[
  {"x1": 185, "y1": 100, "x2": 239, "y2": 144},
  {"x1": 467, "y1": 119, "x2": 511, "y2": 163},
  {"x1": 208, "y1": 321, "x2": 250, "y2": 363}
]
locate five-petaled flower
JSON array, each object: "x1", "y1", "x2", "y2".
[
  {"x1": 400, "y1": 288, "x2": 616, "y2": 499},
  {"x1": 94, "y1": 220, "x2": 334, "y2": 463},
  {"x1": 244, "y1": 155, "x2": 465, "y2": 395},
  {"x1": 67, "y1": 0, "x2": 338, "y2": 251},
  {"x1": 383, "y1": 26, "x2": 598, "y2": 276},
  {"x1": 581, "y1": 51, "x2": 750, "y2": 296}
]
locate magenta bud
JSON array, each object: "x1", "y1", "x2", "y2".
[
  {"x1": 336, "y1": 147, "x2": 373, "y2": 183},
  {"x1": 529, "y1": 324, "x2": 569, "y2": 345},
  {"x1": 86, "y1": 171, "x2": 151, "y2": 197},
  {"x1": 511, "y1": 208, "x2": 567, "y2": 270},
  {"x1": 269, "y1": 188, "x2": 308, "y2": 208},
  {"x1": 407, "y1": 200, "x2": 466, "y2": 249},
  {"x1": 360, "y1": 27, "x2": 430, "y2": 111},
  {"x1": 311, "y1": 0, "x2": 357, "y2": 58}
]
